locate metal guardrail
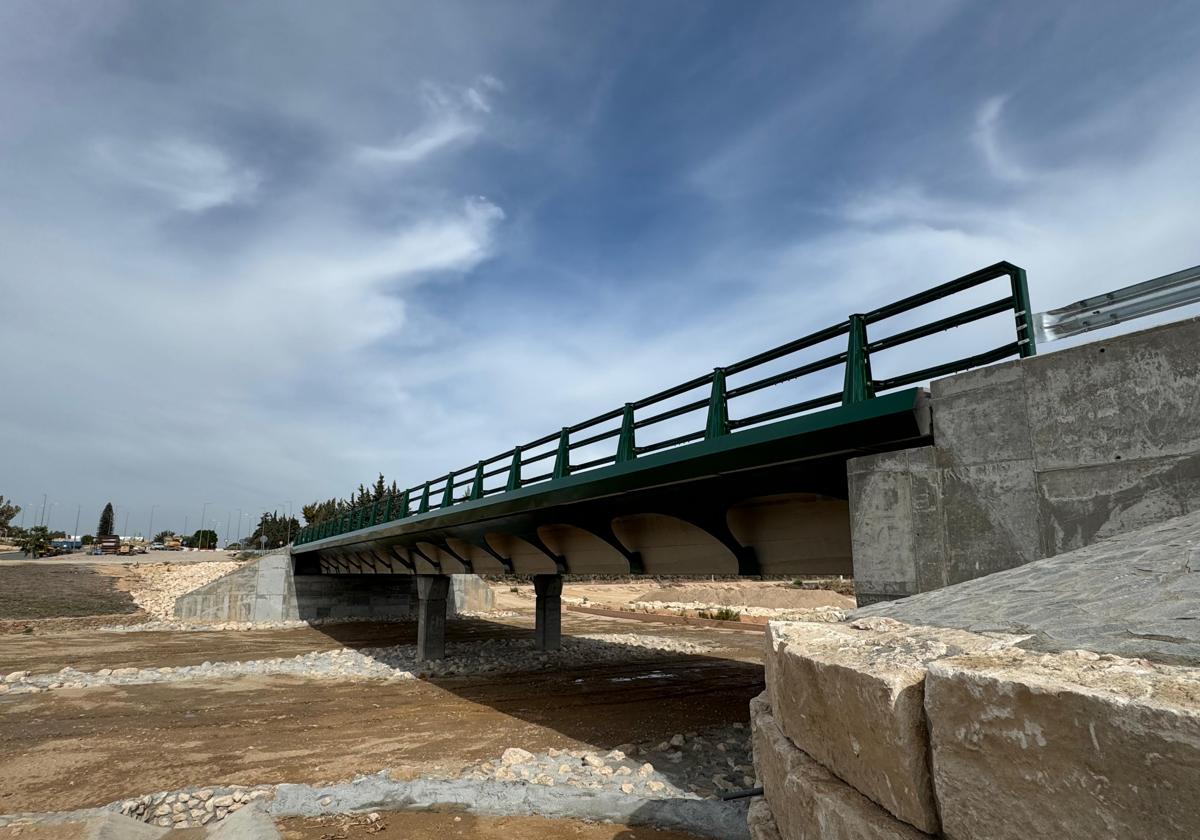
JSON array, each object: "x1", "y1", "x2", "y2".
[
  {"x1": 1032, "y1": 263, "x2": 1200, "y2": 342},
  {"x1": 296, "y1": 261, "x2": 1036, "y2": 545}
]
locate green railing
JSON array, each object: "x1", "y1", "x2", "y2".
[{"x1": 296, "y1": 261, "x2": 1035, "y2": 546}]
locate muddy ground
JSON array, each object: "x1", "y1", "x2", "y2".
[
  {"x1": 277, "y1": 810, "x2": 711, "y2": 839},
  {"x1": 0, "y1": 564, "x2": 139, "y2": 619},
  {"x1": 0, "y1": 614, "x2": 763, "y2": 815}
]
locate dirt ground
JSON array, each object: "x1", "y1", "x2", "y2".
[
  {"x1": 277, "y1": 810, "x2": 709, "y2": 839},
  {"x1": 0, "y1": 810, "x2": 709, "y2": 839},
  {"x1": 0, "y1": 564, "x2": 140, "y2": 619},
  {"x1": 494, "y1": 580, "x2": 854, "y2": 612},
  {"x1": 0, "y1": 614, "x2": 763, "y2": 815}
]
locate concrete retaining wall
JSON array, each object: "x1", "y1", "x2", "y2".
[
  {"x1": 174, "y1": 552, "x2": 494, "y2": 623},
  {"x1": 849, "y1": 316, "x2": 1200, "y2": 605}
]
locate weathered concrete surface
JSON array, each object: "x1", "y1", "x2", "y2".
[
  {"x1": 746, "y1": 797, "x2": 781, "y2": 840},
  {"x1": 850, "y1": 316, "x2": 1200, "y2": 605},
  {"x1": 857, "y1": 509, "x2": 1200, "y2": 666},
  {"x1": 207, "y1": 803, "x2": 280, "y2": 839},
  {"x1": 84, "y1": 811, "x2": 169, "y2": 839},
  {"x1": 534, "y1": 573, "x2": 563, "y2": 651},
  {"x1": 174, "y1": 552, "x2": 494, "y2": 624},
  {"x1": 765, "y1": 620, "x2": 1017, "y2": 833},
  {"x1": 926, "y1": 648, "x2": 1200, "y2": 840},
  {"x1": 749, "y1": 692, "x2": 929, "y2": 840}
]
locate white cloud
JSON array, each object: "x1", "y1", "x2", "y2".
[
  {"x1": 356, "y1": 77, "x2": 503, "y2": 165},
  {"x1": 973, "y1": 95, "x2": 1030, "y2": 183},
  {"x1": 94, "y1": 137, "x2": 262, "y2": 212}
]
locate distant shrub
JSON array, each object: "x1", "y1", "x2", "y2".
[{"x1": 698, "y1": 607, "x2": 741, "y2": 622}]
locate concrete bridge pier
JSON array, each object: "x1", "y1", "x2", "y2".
[
  {"x1": 534, "y1": 574, "x2": 563, "y2": 651},
  {"x1": 416, "y1": 574, "x2": 450, "y2": 661}
]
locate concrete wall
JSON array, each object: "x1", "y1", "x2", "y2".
[
  {"x1": 174, "y1": 551, "x2": 495, "y2": 623},
  {"x1": 849, "y1": 316, "x2": 1200, "y2": 605}
]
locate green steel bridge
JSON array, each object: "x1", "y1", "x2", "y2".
[{"x1": 293, "y1": 262, "x2": 1036, "y2": 581}]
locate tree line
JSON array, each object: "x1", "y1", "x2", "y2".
[{"x1": 301, "y1": 473, "x2": 401, "y2": 527}]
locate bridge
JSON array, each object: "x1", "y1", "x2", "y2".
[{"x1": 292, "y1": 261, "x2": 1037, "y2": 657}]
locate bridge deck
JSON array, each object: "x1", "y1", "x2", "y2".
[{"x1": 293, "y1": 261, "x2": 1037, "y2": 578}]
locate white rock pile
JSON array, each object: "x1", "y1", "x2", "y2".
[
  {"x1": 125, "y1": 561, "x2": 241, "y2": 619},
  {"x1": 0, "y1": 633, "x2": 716, "y2": 695},
  {"x1": 118, "y1": 785, "x2": 273, "y2": 828},
  {"x1": 465, "y1": 724, "x2": 756, "y2": 800}
]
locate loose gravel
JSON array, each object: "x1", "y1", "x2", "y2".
[
  {"x1": 0, "y1": 633, "x2": 715, "y2": 694},
  {"x1": 124, "y1": 561, "x2": 242, "y2": 619},
  {"x1": 465, "y1": 725, "x2": 756, "y2": 801}
]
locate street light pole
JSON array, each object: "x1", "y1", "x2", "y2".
[
  {"x1": 38, "y1": 494, "x2": 47, "y2": 527},
  {"x1": 123, "y1": 510, "x2": 130, "y2": 539},
  {"x1": 198, "y1": 502, "x2": 210, "y2": 549},
  {"x1": 74, "y1": 505, "x2": 81, "y2": 540},
  {"x1": 148, "y1": 505, "x2": 157, "y2": 544},
  {"x1": 283, "y1": 500, "x2": 293, "y2": 546}
]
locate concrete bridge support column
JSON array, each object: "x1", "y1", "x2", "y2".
[
  {"x1": 534, "y1": 574, "x2": 563, "y2": 651},
  {"x1": 416, "y1": 575, "x2": 450, "y2": 661}
]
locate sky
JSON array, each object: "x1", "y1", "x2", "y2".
[{"x1": 2, "y1": 1, "x2": 1200, "y2": 540}]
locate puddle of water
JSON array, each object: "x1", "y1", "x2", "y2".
[{"x1": 607, "y1": 671, "x2": 676, "y2": 683}]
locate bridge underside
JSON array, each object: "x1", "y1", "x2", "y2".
[{"x1": 294, "y1": 389, "x2": 932, "y2": 578}]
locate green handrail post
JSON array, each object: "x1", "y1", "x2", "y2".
[
  {"x1": 384, "y1": 492, "x2": 393, "y2": 522},
  {"x1": 616, "y1": 403, "x2": 637, "y2": 462},
  {"x1": 418, "y1": 482, "x2": 431, "y2": 514},
  {"x1": 704, "y1": 368, "x2": 729, "y2": 439},
  {"x1": 842, "y1": 314, "x2": 874, "y2": 404},
  {"x1": 1009, "y1": 265, "x2": 1037, "y2": 357},
  {"x1": 553, "y1": 428, "x2": 571, "y2": 479},
  {"x1": 506, "y1": 448, "x2": 522, "y2": 491},
  {"x1": 469, "y1": 461, "x2": 485, "y2": 500},
  {"x1": 399, "y1": 488, "x2": 410, "y2": 518},
  {"x1": 441, "y1": 473, "x2": 455, "y2": 508}
]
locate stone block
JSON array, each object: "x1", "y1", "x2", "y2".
[
  {"x1": 765, "y1": 619, "x2": 1019, "y2": 833},
  {"x1": 926, "y1": 648, "x2": 1200, "y2": 840},
  {"x1": 747, "y1": 796, "x2": 781, "y2": 840},
  {"x1": 750, "y1": 692, "x2": 929, "y2": 840}
]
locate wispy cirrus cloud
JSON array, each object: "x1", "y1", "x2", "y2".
[
  {"x1": 356, "y1": 77, "x2": 504, "y2": 166},
  {"x1": 93, "y1": 137, "x2": 262, "y2": 212}
]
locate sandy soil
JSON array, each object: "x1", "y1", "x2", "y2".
[
  {"x1": 0, "y1": 617, "x2": 763, "y2": 814},
  {"x1": 495, "y1": 580, "x2": 854, "y2": 612},
  {"x1": 278, "y1": 810, "x2": 709, "y2": 839},
  {"x1": 0, "y1": 613, "x2": 755, "y2": 675}
]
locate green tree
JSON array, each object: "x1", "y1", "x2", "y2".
[
  {"x1": 301, "y1": 473, "x2": 404, "y2": 528},
  {"x1": 82, "y1": 534, "x2": 95, "y2": 546},
  {"x1": 246, "y1": 511, "x2": 300, "y2": 548},
  {"x1": 18, "y1": 526, "x2": 52, "y2": 558},
  {"x1": 153, "y1": 530, "x2": 177, "y2": 544},
  {"x1": 190, "y1": 529, "x2": 218, "y2": 550},
  {"x1": 97, "y1": 503, "x2": 115, "y2": 537},
  {"x1": 301, "y1": 498, "x2": 346, "y2": 526},
  {"x1": 0, "y1": 496, "x2": 21, "y2": 536}
]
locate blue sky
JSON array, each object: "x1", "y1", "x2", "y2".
[{"x1": 2, "y1": 1, "x2": 1199, "y2": 539}]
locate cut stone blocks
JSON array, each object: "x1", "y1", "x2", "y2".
[
  {"x1": 927, "y1": 648, "x2": 1200, "y2": 840},
  {"x1": 750, "y1": 691, "x2": 930, "y2": 840},
  {"x1": 765, "y1": 618, "x2": 1019, "y2": 833}
]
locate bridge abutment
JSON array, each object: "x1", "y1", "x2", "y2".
[
  {"x1": 849, "y1": 316, "x2": 1200, "y2": 605},
  {"x1": 533, "y1": 574, "x2": 563, "y2": 651}
]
